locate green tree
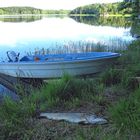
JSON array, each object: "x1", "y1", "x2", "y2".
[{"x1": 132, "y1": 0, "x2": 140, "y2": 17}]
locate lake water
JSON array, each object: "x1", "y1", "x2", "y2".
[{"x1": 0, "y1": 15, "x2": 134, "y2": 61}]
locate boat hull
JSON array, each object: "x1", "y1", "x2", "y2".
[{"x1": 0, "y1": 56, "x2": 119, "y2": 78}]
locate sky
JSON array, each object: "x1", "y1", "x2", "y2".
[{"x1": 0, "y1": 0, "x2": 123, "y2": 10}]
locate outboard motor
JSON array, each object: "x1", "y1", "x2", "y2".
[{"x1": 7, "y1": 51, "x2": 20, "y2": 62}]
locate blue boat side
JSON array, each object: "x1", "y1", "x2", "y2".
[{"x1": 20, "y1": 52, "x2": 120, "y2": 62}]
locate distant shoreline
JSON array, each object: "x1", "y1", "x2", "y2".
[
  {"x1": 0, "y1": 14, "x2": 131, "y2": 17},
  {"x1": 0, "y1": 13, "x2": 68, "y2": 17}
]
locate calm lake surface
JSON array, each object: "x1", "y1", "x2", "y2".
[{"x1": 0, "y1": 15, "x2": 134, "y2": 60}]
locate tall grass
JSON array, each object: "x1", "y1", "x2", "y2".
[
  {"x1": 100, "y1": 68, "x2": 123, "y2": 86},
  {"x1": 29, "y1": 74, "x2": 105, "y2": 110},
  {"x1": 104, "y1": 39, "x2": 140, "y2": 135},
  {"x1": 109, "y1": 88, "x2": 140, "y2": 134},
  {"x1": 0, "y1": 97, "x2": 36, "y2": 139},
  {"x1": 0, "y1": 75, "x2": 107, "y2": 139},
  {"x1": 119, "y1": 40, "x2": 140, "y2": 66},
  {"x1": 30, "y1": 38, "x2": 129, "y2": 56}
]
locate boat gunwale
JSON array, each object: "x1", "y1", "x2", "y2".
[{"x1": 0, "y1": 53, "x2": 120, "y2": 65}]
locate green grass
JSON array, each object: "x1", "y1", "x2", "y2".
[
  {"x1": 109, "y1": 88, "x2": 140, "y2": 134},
  {"x1": 0, "y1": 97, "x2": 36, "y2": 139},
  {"x1": 0, "y1": 74, "x2": 107, "y2": 139},
  {"x1": 100, "y1": 68, "x2": 123, "y2": 86},
  {"x1": 1, "y1": 38, "x2": 140, "y2": 139},
  {"x1": 30, "y1": 74, "x2": 106, "y2": 110}
]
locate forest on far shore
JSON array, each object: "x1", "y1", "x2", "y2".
[
  {"x1": 0, "y1": 6, "x2": 70, "y2": 15},
  {"x1": 69, "y1": 2, "x2": 132, "y2": 15},
  {"x1": 0, "y1": 1, "x2": 139, "y2": 17}
]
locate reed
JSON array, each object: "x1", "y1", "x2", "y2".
[{"x1": 30, "y1": 39, "x2": 129, "y2": 55}]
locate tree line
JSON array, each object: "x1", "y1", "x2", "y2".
[
  {"x1": 69, "y1": 2, "x2": 132, "y2": 15},
  {"x1": 0, "y1": 7, "x2": 42, "y2": 15},
  {"x1": 0, "y1": 1, "x2": 139, "y2": 17},
  {"x1": 69, "y1": 1, "x2": 140, "y2": 17},
  {"x1": 0, "y1": 7, "x2": 70, "y2": 15}
]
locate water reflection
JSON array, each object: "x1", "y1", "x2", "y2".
[
  {"x1": 130, "y1": 19, "x2": 140, "y2": 37},
  {"x1": 0, "y1": 15, "x2": 134, "y2": 60},
  {"x1": 70, "y1": 16, "x2": 132, "y2": 28},
  {"x1": 0, "y1": 15, "x2": 43, "y2": 22}
]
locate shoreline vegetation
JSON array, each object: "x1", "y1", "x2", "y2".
[
  {"x1": 1, "y1": 39, "x2": 140, "y2": 139},
  {"x1": 0, "y1": 14, "x2": 131, "y2": 19},
  {"x1": 0, "y1": 13, "x2": 131, "y2": 17},
  {"x1": 0, "y1": 1, "x2": 140, "y2": 139}
]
